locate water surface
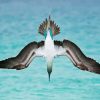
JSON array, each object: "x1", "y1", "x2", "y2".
[{"x1": 0, "y1": 0, "x2": 100, "y2": 100}]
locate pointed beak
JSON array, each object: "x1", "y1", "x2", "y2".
[
  {"x1": 47, "y1": 61, "x2": 52, "y2": 82},
  {"x1": 48, "y1": 71, "x2": 51, "y2": 82}
]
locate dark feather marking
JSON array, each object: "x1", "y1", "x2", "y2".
[
  {"x1": 54, "y1": 40, "x2": 63, "y2": 46},
  {"x1": 0, "y1": 41, "x2": 41, "y2": 70},
  {"x1": 38, "y1": 18, "x2": 60, "y2": 36},
  {"x1": 63, "y1": 39, "x2": 100, "y2": 74},
  {"x1": 38, "y1": 41, "x2": 44, "y2": 47}
]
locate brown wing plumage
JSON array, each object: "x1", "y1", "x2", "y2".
[
  {"x1": 63, "y1": 39, "x2": 100, "y2": 74},
  {"x1": 83, "y1": 57, "x2": 100, "y2": 74},
  {"x1": 0, "y1": 41, "x2": 44, "y2": 70},
  {"x1": 54, "y1": 39, "x2": 100, "y2": 74},
  {"x1": 0, "y1": 57, "x2": 22, "y2": 70}
]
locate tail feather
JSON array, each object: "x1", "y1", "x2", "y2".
[{"x1": 38, "y1": 16, "x2": 60, "y2": 36}]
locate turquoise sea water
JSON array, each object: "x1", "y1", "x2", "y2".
[{"x1": 0, "y1": 0, "x2": 100, "y2": 100}]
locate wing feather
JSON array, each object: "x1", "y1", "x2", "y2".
[
  {"x1": 54, "y1": 39, "x2": 100, "y2": 74},
  {"x1": 0, "y1": 41, "x2": 44, "y2": 70}
]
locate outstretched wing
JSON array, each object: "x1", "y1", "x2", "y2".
[
  {"x1": 54, "y1": 40, "x2": 100, "y2": 74},
  {"x1": 0, "y1": 41, "x2": 44, "y2": 70}
]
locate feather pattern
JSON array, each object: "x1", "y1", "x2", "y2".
[
  {"x1": 0, "y1": 41, "x2": 44, "y2": 70},
  {"x1": 38, "y1": 17, "x2": 60, "y2": 36}
]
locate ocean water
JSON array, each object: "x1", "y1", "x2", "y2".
[{"x1": 0, "y1": 0, "x2": 100, "y2": 100}]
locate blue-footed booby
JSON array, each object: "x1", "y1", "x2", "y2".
[{"x1": 0, "y1": 16, "x2": 100, "y2": 81}]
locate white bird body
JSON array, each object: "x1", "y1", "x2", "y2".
[
  {"x1": 36, "y1": 30, "x2": 56, "y2": 80},
  {"x1": 36, "y1": 30, "x2": 55, "y2": 59},
  {"x1": 35, "y1": 30, "x2": 57, "y2": 80},
  {"x1": 44, "y1": 30, "x2": 55, "y2": 62}
]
